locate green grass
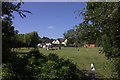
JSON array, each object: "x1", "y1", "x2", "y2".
[{"x1": 15, "y1": 47, "x2": 113, "y2": 79}]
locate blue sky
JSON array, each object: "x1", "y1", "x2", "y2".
[{"x1": 13, "y1": 2, "x2": 87, "y2": 39}]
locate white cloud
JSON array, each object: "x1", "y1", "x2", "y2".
[{"x1": 47, "y1": 26, "x2": 54, "y2": 29}]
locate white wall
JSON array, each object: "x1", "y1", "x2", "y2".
[{"x1": 52, "y1": 40, "x2": 60, "y2": 44}]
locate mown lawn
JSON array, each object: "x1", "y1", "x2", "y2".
[{"x1": 15, "y1": 47, "x2": 113, "y2": 79}]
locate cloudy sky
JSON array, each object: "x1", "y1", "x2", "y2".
[{"x1": 13, "y1": 2, "x2": 86, "y2": 39}]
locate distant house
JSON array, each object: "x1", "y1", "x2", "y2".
[
  {"x1": 46, "y1": 43, "x2": 52, "y2": 46},
  {"x1": 52, "y1": 39, "x2": 60, "y2": 44},
  {"x1": 37, "y1": 39, "x2": 67, "y2": 48},
  {"x1": 57, "y1": 39, "x2": 64, "y2": 43},
  {"x1": 37, "y1": 43, "x2": 52, "y2": 48},
  {"x1": 84, "y1": 41, "x2": 96, "y2": 48},
  {"x1": 52, "y1": 39, "x2": 67, "y2": 46},
  {"x1": 61, "y1": 39, "x2": 67, "y2": 46},
  {"x1": 37, "y1": 43, "x2": 46, "y2": 48}
]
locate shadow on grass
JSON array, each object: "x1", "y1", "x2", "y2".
[
  {"x1": 49, "y1": 48, "x2": 57, "y2": 50},
  {"x1": 78, "y1": 70, "x2": 119, "y2": 80},
  {"x1": 95, "y1": 78, "x2": 120, "y2": 80},
  {"x1": 19, "y1": 52, "x2": 29, "y2": 54}
]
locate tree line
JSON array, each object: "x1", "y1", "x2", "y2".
[
  {"x1": 13, "y1": 32, "x2": 56, "y2": 48},
  {"x1": 14, "y1": 31, "x2": 39, "y2": 48}
]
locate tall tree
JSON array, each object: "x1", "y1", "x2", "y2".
[
  {"x1": 78, "y1": 2, "x2": 120, "y2": 78},
  {"x1": 2, "y1": 2, "x2": 31, "y2": 63},
  {"x1": 24, "y1": 33, "x2": 32, "y2": 47},
  {"x1": 63, "y1": 29, "x2": 76, "y2": 46},
  {"x1": 16, "y1": 34, "x2": 25, "y2": 47},
  {"x1": 75, "y1": 23, "x2": 90, "y2": 45},
  {"x1": 24, "y1": 31, "x2": 39, "y2": 47},
  {"x1": 30, "y1": 31, "x2": 39, "y2": 47},
  {"x1": 83, "y1": 2, "x2": 120, "y2": 58}
]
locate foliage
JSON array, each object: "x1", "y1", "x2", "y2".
[
  {"x1": 42, "y1": 37, "x2": 51, "y2": 43},
  {"x1": 2, "y1": 49, "x2": 84, "y2": 80},
  {"x1": 110, "y1": 58, "x2": 120, "y2": 78},
  {"x1": 74, "y1": 23, "x2": 96, "y2": 46},
  {"x1": 24, "y1": 31, "x2": 39, "y2": 47},
  {"x1": 15, "y1": 34, "x2": 25, "y2": 47},
  {"x1": 42, "y1": 37, "x2": 49, "y2": 40},
  {"x1": 80, "y1": 2, "x2": 120, "y2": 58},
  {"x1": 2, "y1": 63, "x2": 16, "y2": 80},
  {"x1": 2, "y1": 2, "x2": 31, "y2": 63},
  {"x1": 77, "y1": 2, "x2": 120, "y2": 78},
  {"x1": 63, "y1": 23, "x2": 96, "y2": 47},
  {"x1": 63, "y1": 29, "x2": 76, "y2": 46},
  {"x1": 15, "y1": 31, "x2": 39, "y2": 47}
]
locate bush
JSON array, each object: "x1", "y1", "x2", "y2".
[
  {"x1": 110, "y1": 58, "x2": 120, "y2": 79},
  {"x1": 2, "y1": 49, "x2": 84, "y2": 80},
  {"x1": 2, "y1": 63, "x2": 16, "y2": 80}
]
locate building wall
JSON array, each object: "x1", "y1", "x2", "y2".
[{"x1": 84, "y1": 40, "x2": 97, "y2": 48}]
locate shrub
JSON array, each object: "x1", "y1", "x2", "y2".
[
  {"x1": 2, "y1": 63, "x2": 16, "y2": 80},
  {"x1": 2, "y1": 49, "x2": 84, "y2": 80}
]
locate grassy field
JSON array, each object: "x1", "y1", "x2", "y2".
[{"x1": 15, "y1": 47, "x2": 113, "y2": 79}]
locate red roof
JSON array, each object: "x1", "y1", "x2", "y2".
[{"x1": 57, "y1": 39, "x2": 64, "y2": 43}]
